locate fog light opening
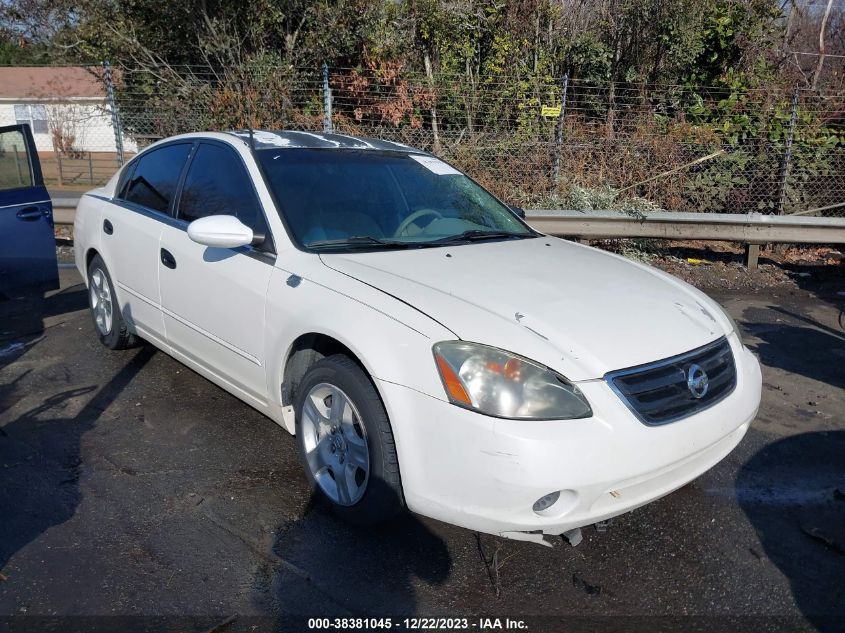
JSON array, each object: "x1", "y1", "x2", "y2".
[{"x1": 532, "y1": 491, "x2": 561, "y2": 514}]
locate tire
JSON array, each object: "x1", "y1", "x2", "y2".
[
  {"x1": 87, "y1": 254, "x2": 136, "y2": 350},
  {"x1": 294, "y1": 354, "x2": 404, "y2": 525}
]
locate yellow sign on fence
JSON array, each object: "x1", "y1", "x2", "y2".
[{"x1": 541, "y1": 105, "x2": 561, "y2": 118}]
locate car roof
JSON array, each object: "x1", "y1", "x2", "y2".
[{"x1": 226, "y1": 129, "x2": 427, "y2": 154}]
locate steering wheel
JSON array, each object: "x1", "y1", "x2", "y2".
[{"x1": 395, "y1": 208, "x2": 444, "y2": 237}]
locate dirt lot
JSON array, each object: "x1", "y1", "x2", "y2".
[
  {"x1": 0, "y1": 249, "x2": 843, "y2": 633},
  {"x1": 599, "y1": 238, "x2": 844, "y2": 292}
]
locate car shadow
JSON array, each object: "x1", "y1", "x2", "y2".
[
  {"x1": 0, "y1": 346, "x2": 155, "y2": 575},
  {"x1": 737, "y1": 431, "x2": 845, "y2": 633},
  {"x1": 263, "y1": 483, "x2": 451, "y2": 627},
  {"x1": 740, "y1": 306, "x2": 845, "y2": 390},
  {"x1": 0, "y1": 282, "x2": 87, "y2": 369},
  {"x1": 0, "y1": 281, "x2": 88, "y2": 421}
]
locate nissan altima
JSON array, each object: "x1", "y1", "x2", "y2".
[{"x1": 73, "y1": 130, "x2": 762, "y2": 544}]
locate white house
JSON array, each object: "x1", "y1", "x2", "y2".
[{"x1": 0, "y1": 66, "x2": 137, "y2": 155}]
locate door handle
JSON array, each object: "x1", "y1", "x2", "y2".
[
  {"x1": 160, "y1": 248, "x2": 177, "y2": 269},
  {"x1": 103, "y1": 219, "x2": 113, "y2": 235},
  {"x1": 16, "y1": 206, "x2": 44, "y2": 221}
]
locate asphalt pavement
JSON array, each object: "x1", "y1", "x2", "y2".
[{"x1": 0, "y1": 265, "x2": 843, "y2": 633}]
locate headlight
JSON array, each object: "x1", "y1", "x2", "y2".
[{"x1": 432, "y1": 341, "x2": 592, "y2": 420}]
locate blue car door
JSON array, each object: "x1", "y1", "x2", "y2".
[{"x1": 0, "y1": 124, "x2": 58, "y2": 299}]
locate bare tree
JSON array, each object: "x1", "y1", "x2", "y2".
[{"x1": 811, "y1": 0, "x2": 834, "y2": 90}]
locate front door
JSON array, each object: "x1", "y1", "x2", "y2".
[
  {"x1": 0, "y1": 124, "x2": 58, "y2": 298},
  {"x1": 158, "y1": 141, "x2": 276, "y2": 405}
]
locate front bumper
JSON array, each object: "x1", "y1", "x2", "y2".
[{"x1": 377, "y1": 337, "x2": 761, "y2": 539}]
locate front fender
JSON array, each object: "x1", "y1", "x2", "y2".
[{"x1": 264, "y1": 251, "x2": 455, "y2": 432}]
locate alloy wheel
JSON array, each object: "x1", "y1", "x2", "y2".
[
  {"x1": 300, "y1": 382, "x2": 370, "y2": 506},
  {"x1": 89, "y1": 268, "x2": 114, "y2": 335}
]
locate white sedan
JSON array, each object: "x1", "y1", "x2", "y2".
[{"x1": 74, "y1": 131, "x2": 761, "y2": 543}]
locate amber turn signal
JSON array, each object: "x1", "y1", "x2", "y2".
[{"x1": 434, "y1": 353, "x2": 472, "y2": 406}]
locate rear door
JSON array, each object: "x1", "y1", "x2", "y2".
[
  {"x1": 100, "y1": 141, "x2": 193, "y2": 346},
  {"x1": 0, "y1": 124, "x2": 58, "y2": 299}
]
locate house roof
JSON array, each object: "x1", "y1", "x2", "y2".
[{"x1": 0, "y1": 66, "x2": 106, "y2": 100}]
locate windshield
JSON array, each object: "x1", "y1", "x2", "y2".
[{"x1": 257, "y1": 149, "x2": 534, "y2": 249}]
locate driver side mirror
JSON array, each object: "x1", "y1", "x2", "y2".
[
  {"x1": 187, "y1": 215, "x2": 254, "y2": 249},
  {"x1": 510, "y1": 206, "x2": 526, "y2": 219}
]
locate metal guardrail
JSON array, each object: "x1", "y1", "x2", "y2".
[
  {"x1": 52, "y1": 197, "x2": 80, "y2": 226},
  {"x1": 51, "y1": 199, "x2": 844, "y2": 270},
  {"x1": 528, "y1": 210, "x2": 845, "y2": 269}
]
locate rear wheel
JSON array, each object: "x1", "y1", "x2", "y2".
[
  {"x1": 87, "y1": 255, "x2": 135, "y2": 350},
  {"x1": 295, "y1": 354, "x2": 403, "y2": 524}
]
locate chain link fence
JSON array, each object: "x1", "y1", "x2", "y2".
[{"x1": 8, "y1": 63, "x2": 844, "y2": 217}]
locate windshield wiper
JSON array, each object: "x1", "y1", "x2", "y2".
[
  {"x1": 428, "y1": 230, "x2": 532, "y2": 245},
  {"x1": 307, "y1": 236, "x2": 412, "y2": 250}
]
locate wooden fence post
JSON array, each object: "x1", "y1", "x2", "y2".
[{"x1": 745, "y1": 243, "x2": 761, "y2": 271}]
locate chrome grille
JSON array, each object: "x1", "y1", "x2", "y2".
[{"x1": 606, "y1": 337, "x2": 736, "y2": 426}]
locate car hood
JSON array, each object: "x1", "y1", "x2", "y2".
[{"x1": 320, "y1": 237, "x2": 728, "y2": 381}]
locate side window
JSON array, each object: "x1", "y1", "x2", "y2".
[
  {"x1": 177, "y1": 143, "x2": 263, "y2": 231},
  {"x1": 0, "y1": 128, "x2": 34, "y2": 190},
  {"x1": 124, "y1": 143, "x2": 192, "y2": 213}
]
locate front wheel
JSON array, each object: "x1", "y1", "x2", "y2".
[
  {"x1": 87, "y1": 255, "x2": 135, "y2": 350},
  {"x1": 294, "y1": 354, "x2": 404, "y2": 524}
]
